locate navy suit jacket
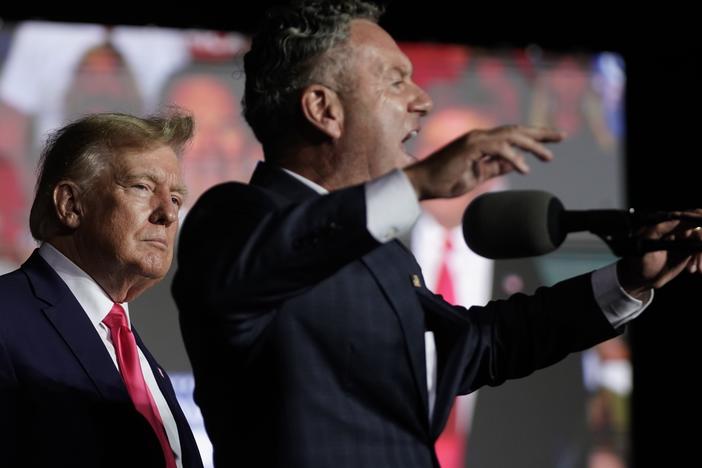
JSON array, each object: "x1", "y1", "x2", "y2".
[
  {"x1": 0, "y1": 251, "x2": 203, "y2": 468},
  {"x1": 174, "y1": 162, "x2": 619, "y2": 468}
]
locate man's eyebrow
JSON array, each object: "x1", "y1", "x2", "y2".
[
  {"x1": 386, "y1": 63, "x2": 412, "y2": 78},
  {"x1": 172, "y1": 183, "x2": 188, "y2": 197},
  {"x1": 126, "y1": 171, "x2": 188, "y2": 197}
]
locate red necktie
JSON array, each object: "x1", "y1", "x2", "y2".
[
  {"x1": 435, "y1": 233, "x2": 456, "y2": 305},
  {"x1": 434, "y1": 232, "x2": 468, "y2": 468},
  {"x1": 103, "y1": 303, "x2": 177, "y2": 468}
]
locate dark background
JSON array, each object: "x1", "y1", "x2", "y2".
[{"x1": 4, "y1": 2, "x2": 700, "y2": 466}]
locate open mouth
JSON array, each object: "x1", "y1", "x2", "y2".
[
  {"x1": 401, "y1": 128, "x2": 420, "y2": 162},
  {"x1": 402, "y1": 129, "x2": 419, "y2": 144}
]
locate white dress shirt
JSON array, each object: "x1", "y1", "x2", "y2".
[{"x1": 39, "y1": 243, "x2": 183, "y2": 468}]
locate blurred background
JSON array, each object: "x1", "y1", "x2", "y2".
[{"x1": 1, "y1": 2, "x2": 699, "y2": 467}]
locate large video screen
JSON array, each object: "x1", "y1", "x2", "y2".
[{"x1": 0, "y1": 21, "x2": 629, "y2": 468}]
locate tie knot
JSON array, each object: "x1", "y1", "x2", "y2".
[{"x1": 103, "y1": 303, "x2": 128, "y2": 330}]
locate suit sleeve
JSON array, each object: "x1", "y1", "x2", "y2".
[{"x1": 420, "y1": 273, "x2": 621, "y2": 395}]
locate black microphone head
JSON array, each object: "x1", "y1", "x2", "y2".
[{"x1": 463, "y1": 190, "x2": 567, "y2": 259}]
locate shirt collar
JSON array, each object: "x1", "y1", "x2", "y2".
[
  {"x1": 281, "y1": 167, "x2": 329, "y2": 195},
  {"x1": 38, "y1": 243, "x2": 131, "y2": 328}
]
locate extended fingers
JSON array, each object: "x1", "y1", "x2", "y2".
[
  {"x1": 476, "y1": 139, "x2": 530, "y2": 174},
  {"x1": 505, "y1": 132, "x2": 555, "y2": 162},
  {"x1": 483, "y1": 125, "x2": 564, "y2": 162}
]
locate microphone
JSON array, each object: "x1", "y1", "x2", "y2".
[{"x1": 462, "y1": 190, "x2": 702, "y2": 259}]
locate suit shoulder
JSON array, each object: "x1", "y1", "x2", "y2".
[
  {"x1": 0, "y1": 267, "x2": 29, "y2": 295},
  {"x1": 0, "y1": 268, "x2": 37, "y2": 333},
  {"x1": 195, "y1": 181, "x2": 278, "y2": 207},
  {"x1": 186, "y1": 181, "x2": 279, "y2": 222},
  {"x1": 177, "y1": 181, "x2": 282, "y2": 257}
]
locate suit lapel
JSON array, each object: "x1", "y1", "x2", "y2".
[
  {"x1": 133, "y1": 330, "x2": 185, "y2": 425},
  {"x1": 22, "y1": 251, "x2": 129, "y2": 403},
  {"x1": 361, "y1": 241, "x2": 430, "y2": 420},
  {"x1": 417, "y1": 288, "x2": 479, "y2": 437},
  {"x1": 133, "y1": 330, "x2": 171, "y2": 399}
]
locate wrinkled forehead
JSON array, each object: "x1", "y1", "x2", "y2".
[
  {"x1": 347, "y1": 19, "x2": 412, "y2": 74},
  {"x1": 113, "y1": 146, "x2": 185, "y2": 187}
]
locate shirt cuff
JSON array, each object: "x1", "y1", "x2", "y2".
[
  {"x1": 365, "y1": 169, "x2": 421, "y2": 242},
  {"x1": 591, "y1": 262, "x2": 653, "y2": 329}
]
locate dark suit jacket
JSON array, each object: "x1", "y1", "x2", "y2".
[
  {"x1": 174, "y1": 162, "x2": 619, "y2": 468},
  {"x1": 0, "y1": 251, "x2": 203, "y2": 468}
]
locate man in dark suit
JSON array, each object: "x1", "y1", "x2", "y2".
[
  {"x1": 0, "y1": 112, "x2": 203, "y2": 468},
  {"x1": 173, "y1": 1, "x2": 701, "y2": 467}
]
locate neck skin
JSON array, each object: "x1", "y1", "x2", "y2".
[
  {"x1": 268, "y1": 132, "x2": 373, "y2": 192},
  {"x1": 47, "y1": 237, "x2": 155, "y2": 303}
]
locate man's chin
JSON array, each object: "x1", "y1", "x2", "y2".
[{"x1": 135, "y1": 256, "x2": 172, "y2": 280}]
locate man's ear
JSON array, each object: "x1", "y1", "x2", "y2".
[
  {"x1": 300, "y1": 84, "x2": 344, "y2": 139},
  {"x1": 53, "y1": 181, "x2": 84, "y2": 229}
]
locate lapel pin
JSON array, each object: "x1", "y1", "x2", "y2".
[{"x1": 411, "y1": 274, "x2": 422, "y2": 288}]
